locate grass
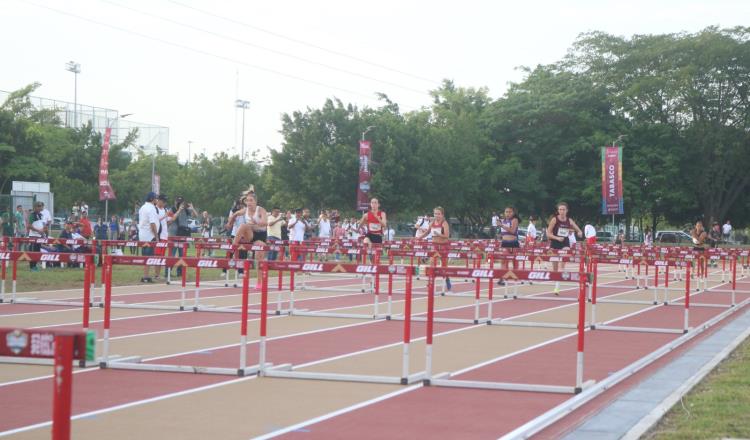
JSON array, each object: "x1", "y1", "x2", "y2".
[
  {"x1": 646, "y1": 335, "x2": 750, "y2": 439},
  {"x1": 8, "y1": 263, "x2": 232, "y2": 293}
]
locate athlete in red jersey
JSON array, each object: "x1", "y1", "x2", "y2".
[
  {"x1": 359, "y1": 198, "x2": 387, "y2": 245},
  {"x1": 417, "y1": 206, "x2": 452, "y2": 291}
]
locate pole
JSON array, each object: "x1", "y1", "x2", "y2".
[
  {"x1": 73, "y1": 71, "x2": 78, "y2": 128},
  {"x1": 105, "y1": 200, "x2": 108, "y2": 221},
  {"x1": 241, "y1": 107, "x2": 246, "y2": 162},
  {"x1": 151, "y1": 155, "x2": 156, "y2": 192}
]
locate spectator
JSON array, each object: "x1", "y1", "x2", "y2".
[
  {"x1": 584, "y1": 223, "x2": 596, "y2": 246},
  {"x1": 302, "y1": 209, "x2": 313, "y2": 240},
  {"x1": 94, "y1": 218, "x2": 109, "y2": 240},
  {"x1": 78, "y1": 211, "x2": 93, "y2": 239},
  {"x1": 526, "y1": 216, "x2": 538, "y2": 247},
  {"x1": 200, "y1": 211, "x2": 212, "y2": 239},
  {"x1": 318, "y1": 211, "x2": 331, "y2": 239},
  {"x1": 722, "y1": 220, "x2": 732, "y2": 242},
  {"x1": 491, "y1": 211, "x2": 500, "y2": 237},
  {"x1": 385, "y1": 225, "x2": 395, "y2": 241},
  {"x1": 644, "y1": 227, "x2": 653, "y2": 246},
  {"x1": 169, "y1": 196, "x2": 198, "y2": 276},
  {"x1": 154, "y1": 194, "x2": 171, "y2": 280},
  {"x1": 109, "y1": 215, "x2": 120, "y2": 240},
  {"x1": 266, "y1": 207, "x2": 283, "y2": 261},
  {"x1": 138, "y1": 192, "x2": 159, "y2": 283},
  {"x1": 27, "y1": 202, "x2": 46, "y2": 272},
  {"x1": 14, "y1": 205, "x2": 26, "y2": 238},
  {"x1": 709, "y1": 222, "x2": 722, "y2": 248},
  {"x1": 128, "y1": 221, "x2": 138, "y2": 254},
  {"x1": 0, "y1": 214, "x2": 11, "y2": 238},
  {"x1": 614, "y1": 229, "x2": 624, "y2": 246},
  {"x1": 39, "y1": 202, "x2": 52, "y2": 231}
]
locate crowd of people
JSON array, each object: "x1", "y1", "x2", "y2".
[{"x1": 2, "y1": 188, "x2": 742, "y2": 282}]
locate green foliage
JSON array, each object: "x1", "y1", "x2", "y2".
[{"x1": 2, "y1": 26, "x2": 749, "y2": 231}]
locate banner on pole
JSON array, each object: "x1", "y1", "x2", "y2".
[
  {"x1": 601, "y1": 146, "x2": 623, "y2": 215},
  {"x1": 356, "y1": 140, "x2": 372, "y2": 211},
  {"x1": 98, "y1": 127, "x2": 116, "y2": 201},
  {"x1": 153, "y1": 174, "x2": 161, "y2": 195}
]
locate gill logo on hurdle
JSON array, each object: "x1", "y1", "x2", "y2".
[
  {"x1": 356, "y1": 265, "x2": 378, "y2": 273},
  {"x1": 196, "y1": 260, "x2": 218, "y2": 268},
  {"x1": 302, "y1": 263, "x2": 324, "y2": 272},
  {"x1": 145, "y1": 258, "x2": 166, "y2": 266},
  {"x1": 40, "y1": 254, "x2": 61, "y2": 262}
]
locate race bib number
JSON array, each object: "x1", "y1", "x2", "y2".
[
  {"x1": 557, "y1": 227, "x2": 570, "y2": 237},
  {"x1": 369, "y1": 223, "x2": 382, "y2": 232}
]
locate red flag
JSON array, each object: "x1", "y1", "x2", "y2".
[
  {"x1": 356, "y1": 140, "x2": 372, "y2": 211},
  {"x1": 98, "y1": 127, "x2": 116, "y2": 201}
]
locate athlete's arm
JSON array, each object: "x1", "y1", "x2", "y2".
[
  {"x1": 255, "y1": 207, "x2": 268, "y2": 227},
  {"x1": 546, "y1": 218, "x2": 562, "y2": 241}
]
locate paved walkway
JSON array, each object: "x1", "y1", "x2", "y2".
[{"x1": 563, "y1": 306, "x2": 750, "y2": 440}]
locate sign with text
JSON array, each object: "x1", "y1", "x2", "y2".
[
  {"x1": 601, "y1": 146, "x2": 623, "y2": 215},
  {"x1": 356, "y1": 140, "x2": 372, "y2": 211},
  {"x1": 98, "y1": 127, "x2": 117, "y2": 201}
]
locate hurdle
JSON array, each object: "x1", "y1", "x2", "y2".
[
  {"x1": 0, "y1": 327, "x2": 96, "y2": 440},
  {"x1": 0, "y1": 250, "x2": 94, "y2": 307},
  {"x1": 261, "y1": 261, "x2": 425, "y2": 385},
  {"x1": 424, "y1": 263, "x2": 594, "y2": 394},
  {"x1": 296, "y1": 244, "x2": 376, "y2": 294},
  {"x1": 100, "y1": 257, "x2": 265, "y2": 376}
]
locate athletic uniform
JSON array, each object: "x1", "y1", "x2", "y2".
[
  {"x1": 526, "y1": 222, "x2": 537, "y2": 247},
  {"x1": 500, "y1": 218, "x2": 519, "y2": 248},
  {"x1": 430, "y1": 219, "x2": 451, "y2": 290},
  {"x1": 550, "y1": 216, "x2": 572, "y2": 250},
  {"x1": 245, "y1": 206, "x2": 267, "y2": 243},
  {"x1": 366, "y1": 211, "x2": 384, "y2": 244},
  {"x1": 430, "y1": 220, "x2": 448, "y2": 243}
]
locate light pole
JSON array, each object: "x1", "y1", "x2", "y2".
[
  {"x1": 235, "y1": 99, "x2": 250, "y2": 161},
  {"x1": 361, "y1": 125, "x2": 376, "y2": 142},
  {"x1": 188, "y1": 140, "x2": 193, "y2": 165},
  {"x1": 65, "y1": 61, "x2": 81, "y2": 128}
]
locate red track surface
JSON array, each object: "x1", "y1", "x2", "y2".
[{"x1": 0, "y1": 269, "x2": 746, "y2": 438}]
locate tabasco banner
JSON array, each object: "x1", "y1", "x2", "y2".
[
  {"x1": 98, "y1": 127, "x2": 116, "y2": 201},
  {"x1": 356, "y1": 140, "x2": 372, "y2": 211},
  {"x1": 601, "y1": 146, "x2": 623, "y2": 215}
]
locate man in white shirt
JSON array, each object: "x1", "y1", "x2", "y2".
[
  {"x1": 491, "y1": 212, "x2": 500, "y2": 237},
  {"x1": 722, "y1": 220, "x2": 732, "y2": 242},
  {"x1": 415, "y1": 216, "x2": 431, "y2": 239},
  {"x1": 584, "y1": 223, "x2": 597, "y2": 246},
  {"x1": 39, "y1": 202, "x2": 52, "y2": 230},
  {"x1": 526, "y1": 216, "x2": 538, "y2": 247},
  {"x1": 267, "y1": 207, "x2": 283, "y2": 260},
  {"x1": 138, "y1": 192, "x2": 159, "y2": 282},
  {"x1": 288, "y1": 208, "x2": 307, "y2": 243}
]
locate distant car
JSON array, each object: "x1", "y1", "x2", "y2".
[
  {"x1": 596, "y1": 231, "x2": 614, "y2": 243},
  {"x1": 187, "y1": 219, "x2": 200, "y2": 233},
  {"x1": 655, "y1": 231, "x2": 692, "y2": 244},
  {"x1": 51, "y1": 217, "x2": 66, "y2": 230}
]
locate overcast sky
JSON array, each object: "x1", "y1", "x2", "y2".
[{"x1": 2, "y1": 0, "x2": 747, "y2": 162}]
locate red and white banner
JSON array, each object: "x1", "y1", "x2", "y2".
[
  {"x1": 601, "y1": 146, "x2": 623, "y2": 215},
  {"x1": 98, "y1": 127, "x2": 116, "y2": 201},
  {"x1": 356, "y1": 140, "x2": 372, "y2": 211}
]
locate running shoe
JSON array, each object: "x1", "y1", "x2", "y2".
[
  {"x1": 554, "y1": 287, "x2": 560, "y2": 296},
  {"x1": 496, "y1": 280, "x2": 505, "y2": 286},
  {"x1": 140, "y1": 277, "x2": 153, "y2": 283}
]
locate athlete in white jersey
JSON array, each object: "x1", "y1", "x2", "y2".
[{"x1": 227, "y1": 192, "x2": 268, "y2": 288}]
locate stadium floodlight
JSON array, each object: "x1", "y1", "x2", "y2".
[
  {"x1": 235, "y1": 99, "x2": 250, "y2": 162},
  {"x1": 65, "y1": 61, "x2": 81, "y2": 128},
  {"x1": 361, "y1": 125, "x2": 376, "y2": 141}
]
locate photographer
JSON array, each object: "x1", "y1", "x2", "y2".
[{"x1": 169, "y1": 196, "x2": 198, "y2": 276}]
